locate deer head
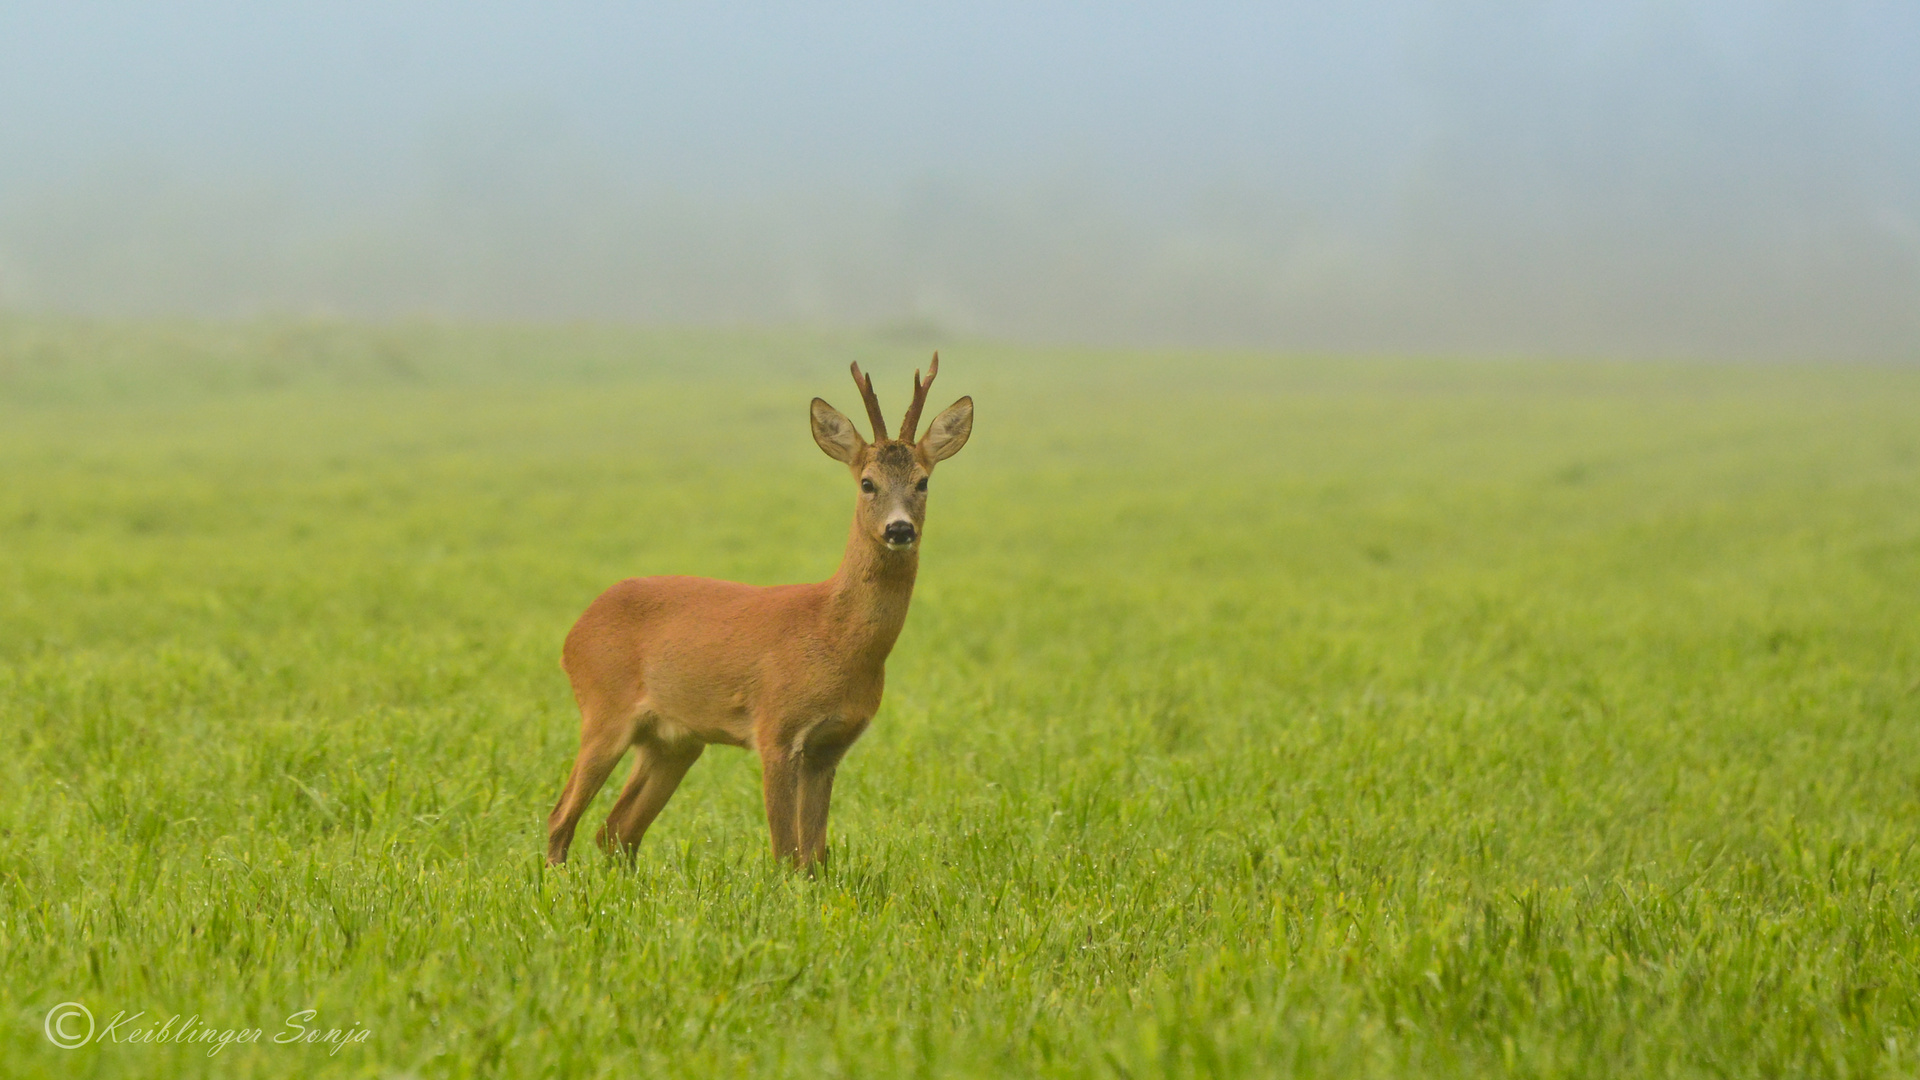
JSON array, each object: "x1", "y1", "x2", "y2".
[{"x1": 810, "y1": 353, "x2": 973, "y2": 552}]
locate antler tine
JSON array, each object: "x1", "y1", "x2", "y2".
[
  {"x1": 849, "y1": 362, "x2": 889, "y2": 443},
  {"x1": 898, "y1": 351, "x2": 940, "y2": 442}
]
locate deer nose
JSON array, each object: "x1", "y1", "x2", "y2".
[{"x1": 883, "y1": 521, "x2": 917, "y2": 546}]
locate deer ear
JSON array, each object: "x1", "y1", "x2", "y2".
[
  {"x1": 811, "y1": 398, "x2": 866, "y2": 463},
  {"x1": 919, "y1": 396, "x2": 972, "y2": 462}
]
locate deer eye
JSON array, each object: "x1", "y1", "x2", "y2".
[
  {"x1": 915, "y1": 478, "x2": 928, "y2": 492},
  {"x1": 860, "y1": 478, "x2": 876, "y2": 494}
]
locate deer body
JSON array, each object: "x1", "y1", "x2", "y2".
[{"x1": 546, "y1": 357, "x2": 971, "y2": 868}]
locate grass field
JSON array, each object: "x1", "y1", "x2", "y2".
[{"x1": 2, "y1": 318, "x2": 1918, "y2": 1078}]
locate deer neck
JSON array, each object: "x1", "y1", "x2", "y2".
[{"x1": 824, "y1": 517, "x2": 918, "y2": 661}]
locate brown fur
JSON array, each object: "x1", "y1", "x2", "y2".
[{"x1": 546, "y1": 359, "x2": 972, "y2": 868}]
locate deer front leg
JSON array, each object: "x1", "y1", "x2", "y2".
[
  {"x1": 760, "y1": 744, "x2": 802, "y2": 864},
  {"x1": 796, "y1": 743, "x2": 848, "y2": 870}
]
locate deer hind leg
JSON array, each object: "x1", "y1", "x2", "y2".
[
  {"x1": 546, "y1": 705, "x2": 638, "y2": 865},
  {"x1": 596, "y1": 737, "x2": 704, "y2": 860}
]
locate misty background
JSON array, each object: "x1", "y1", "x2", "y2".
[{"x1": 0, "y1": 2, "x2": 1915, "y2": 359}]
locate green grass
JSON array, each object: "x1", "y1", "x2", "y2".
[{"x1": 2, "y1": 317, "x2": 1918, "y2": 1078}]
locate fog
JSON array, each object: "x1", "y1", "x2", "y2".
[{"x1": 1, "y1": 2, "x2": 1915, "y2": 358}]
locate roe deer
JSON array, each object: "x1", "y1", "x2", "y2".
[{"x1": 546, "y1": 355, "x2": 973, "y2": 868}]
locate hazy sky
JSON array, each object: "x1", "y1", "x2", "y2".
[{"x1": 1, "y1": 2, "x2": 1915, "y2": 357}]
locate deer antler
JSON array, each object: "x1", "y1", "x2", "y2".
[
  {"x1": 898, "y1": 352, "x2": 940, "y2": 443},
  {"x1": 849, "y1": 362, "x2": 889, "y2": 443}
]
